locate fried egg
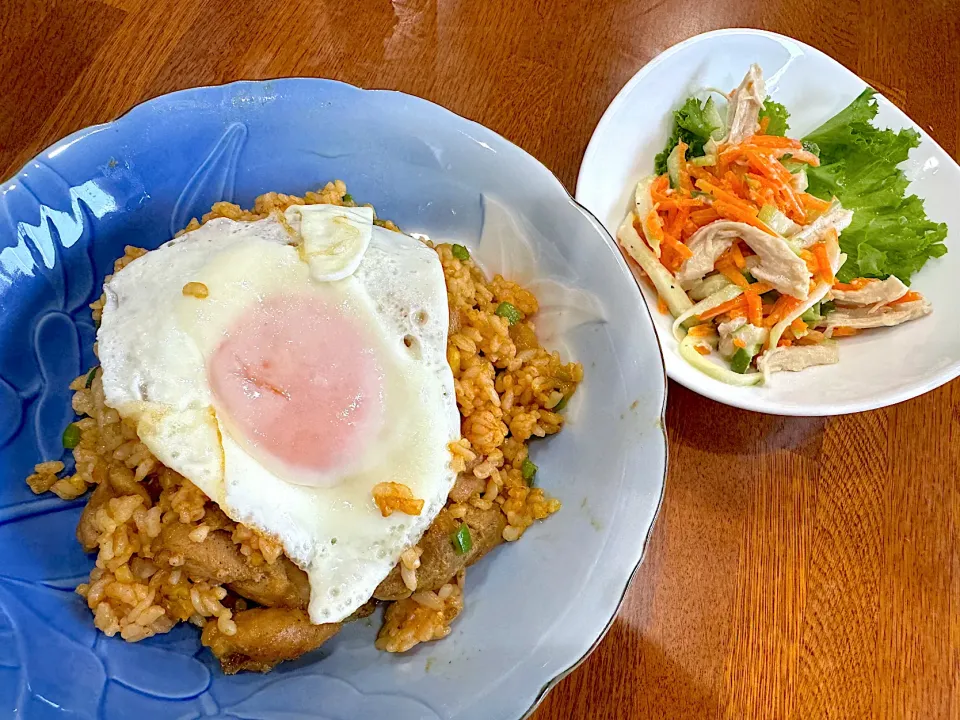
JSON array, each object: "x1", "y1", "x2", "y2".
[{"x1": 97, "y1": 206, "x2": 460, "y2": 623}]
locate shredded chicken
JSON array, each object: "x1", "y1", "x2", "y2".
[
  {"x1": 789, "y1": 203, "x2": 854, "y2": 249},
  {"x1": 677, "y1": 221, "x2": 810, "y2": 298},
  {"x1": 825, "y1": 299, "x2": 931, "y2": 329},
  {"x1": 723, "y1": 64, "x2": 766, "y2": 145},
  {"x1": 830, "y1": 276, "x2": 909, "y2": 306},
  {"x1": 757, "y1": 343, "x2": 840, "y2": 374}
]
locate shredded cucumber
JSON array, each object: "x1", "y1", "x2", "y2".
[
  {"x1": 672, "y1": 284, "x2": 744, "y2": 339},
  {"x1": 690, "y1": 155, "x2": 717, "y2": 167},
  {"x1": 679, "y1": 335, "x2": 763, "y2": 386},
  {"x1": 617, "y1": 216, "x2": 693, "y2": 318},
  {"x1": 758, "y1": 205, "x2": 800, "y2": 237},
  {"x1": 730, "y1": 348, "x2": 753, "y2": 374},
  {"x1": 666, "y1": 144, "x2": 683, "y2": 188},
  {"x1": 634, "y1": 176, "x2": 660, "y2": 257},
  {"x1": 689, "y1": 273, "x2": 732, "y2": 301}
]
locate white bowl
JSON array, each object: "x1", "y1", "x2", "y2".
[{"x1": 576, "y1": 28, "x2": 960, "y2": 416}]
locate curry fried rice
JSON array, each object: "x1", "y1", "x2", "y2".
[{"x1": 25, "y1": 181, "x2": 583, "y2": 670}]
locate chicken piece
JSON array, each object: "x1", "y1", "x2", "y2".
[
  {"x1": 830, "y1": 276, "x2": 909, "y2": 306},
  {"x1": 723, "y1": 64, "x2": 766, "y2": 145},
  {"x1": 678, "y1": 221, "x2": 810, "y2": 299},
  {"x1": 202, "y1": 608, "x2": 341, "y2": 674},
  {"x1": 374, "y1": 506, "x2": 506, "y2": 601},
  {"x1": 160, "y1": 521, "x2": 313, "y2": 608},
  {"x1": 789, "y1": 203, "x2": 854, "y2": 249},
  {"x1": 757, "y1": 343, "x2": 840, "y2": 374},
  {"x1": 676, "y1": 224, "x2": 738, "y2": 287},
  {"x1": 77, "y1": 480, "x2": 119, "y2": 552},
  {"x1": 160, "y1": 523, "x2": 260, "y2": 585},
  {"x1": 448, "y1": 474, "x2": 486, "y2": 503},
  {"x1": 229, "y1": 557, "x2": 311, "y2": 610},
  {"x1": 824, "y1": 299, "x2": 931, "y2": 329}
]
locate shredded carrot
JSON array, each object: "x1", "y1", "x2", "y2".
[
  {"x1": 662, "y1": 230, "x2": 693, "y2": 257},
  {"x1": 713, "y1": 201, "x2": 777, "y2": 235},
  {"x1": 733, "y1": 337, "x2": 747, "y2": 349},
  {"x1": 812, "y1": 241, "x2": 834, "y2": 284},
  {"x1": 657, "y1": 295, "x2": 669, "y2": 314},
  {"x1": 743, "y1": 148, "x2": 797, "y2": 188},
  {"x1": 650, "y1": 176, "x2": 672, "y2": 205},
  {"x1": 695, "y1": 179, "x2": 757, "y2": 215},
  {"x1": 645, "y1": 209, "x2": 664, "y2": 244},
  {"x1": 698, "y1": 295, "x2": 747, "y2": 321},
  {"x1": 797, "y1": 330, "x2": 826, "y2": 345},
  {"x1": 790, "y1": 317, "x2": 808, "y2": 336},
  {"x1": 763, "y1": 295, "x2": 801, "y2": 327},
  {"x1": 667, "y1": 206, "x2": 691, "y2": 239},
  {"x1": 653, "y1": 196, "x2": 705, "y2": 210},
  {"x1": 687, "y1": 323, "x2": 716, "y2": 337},
  {"x1": 889, "y1": 290, "x2": 923, "y2": 305},
  {"x1": 745, "y1": 135, "x2": 802, "y2": 149},
  {"x1": 690, "y1": 208, "x2": 721, "y2": 226},
  {"x1": 748, "y1": 281, "x2": 773, "y2": 294},
  {"x1": 659, "y1": 245, "x2": 685, "y2": 273},
  {"x1": 717, "y1": 259, "x2": 750, "y2": 289},
  {"x1": 744, "y1": 290, "x2": 763, "y2": 326},
  {"x1": 833, "y1": 278, "x2": 873, "y2": 291},
  {"x1": 694, "y1": 345, "x2": 712, "y2": 356},
  {"x1": 831, "y1": 326, "x2": 860, "y2": 337},
  {"x1": 799, "y1": 249, "x2": 818, "y2": 274},
  {"x1": 799, "y1": 193, "x2": 832, "y2": 213},
  {"x1": 722, "y1": 171, "x2": 750, "y2": 202},
  {"x1": 729, "y1": 242, "x2": 746, "y2": 270},
  {"x1": 777, "y1": 337, "x2": 794, "y2": 347},
  {"x1": 789, "y1": 149, "x2": 820, "y2": 167},
  {"x1": 757, "y1": 116, "x2": 770, "y2": 134}
]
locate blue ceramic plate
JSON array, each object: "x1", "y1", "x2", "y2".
[{"x1": 0, "y1": 80, "x2": 666, "y2": 719}]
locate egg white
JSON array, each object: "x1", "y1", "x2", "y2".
[{"x1": 98, "y1": 211, "x2": 460, "y2": 623}]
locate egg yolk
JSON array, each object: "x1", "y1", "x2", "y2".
[{"x1": 209, "y1": 293, "x2": 383, "y2": 481}]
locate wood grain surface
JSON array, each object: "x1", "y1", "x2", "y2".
[{"x1": 4, "y1": 1, "x2": 960, "y2": 717}]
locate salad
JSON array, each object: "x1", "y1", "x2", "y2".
[{"x1": 617, "y1": 65, "x2": 947, "y2": 386}]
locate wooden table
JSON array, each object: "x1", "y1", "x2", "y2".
[{"x1": 5, "y1": 1, "x2": 959, "y2": 717}]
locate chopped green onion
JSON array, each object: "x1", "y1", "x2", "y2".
[
  {"x1": 494, "y1": 302, "x2": 522, "y2": 325},
  {"x1": 552, "y1": 395, "x2": 569, "y2": 412},
  {"x1": 84, "y1": 366, "x2": 99, "y2": 388},
  {"x1": 342, "y1": 193, "x2": 354, "y2": 203},
  {"x1": 729, "y1": 348, "x2": 753, "y2": 374},
  {"x1": 451, "y1": 244, "x2": 470, "y2": 261},
  {"x1": 451, "y1": 523, "x2": 472, "y2": 555},
  {"x1": 62, "y1": 423, "x2": 81, "y2": 449},
  {"x1": 521, "y1": 458, "x2": 538, "y2": 483}
]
